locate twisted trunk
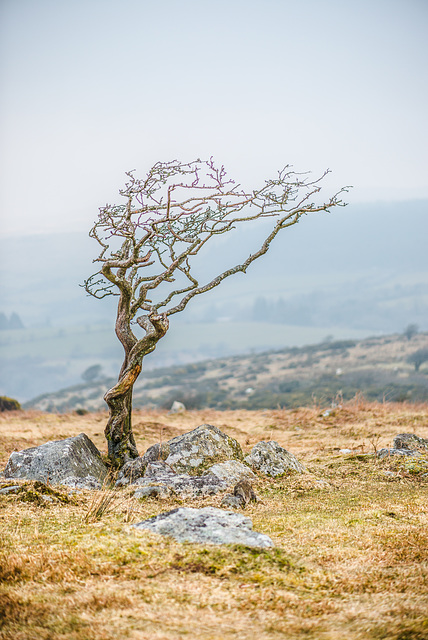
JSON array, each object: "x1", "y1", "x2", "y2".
[{"x1": 104, "y1": 305, "x2": 169, "y2": 468}]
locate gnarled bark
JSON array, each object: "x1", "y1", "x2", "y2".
[{"x1": 104, "y1": 312, "x2": 169, "y2": 467}]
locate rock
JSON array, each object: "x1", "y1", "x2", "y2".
[
  {"x1": 339, "y1": 449, "x2": 352, "y2": 454},
  {"x1": 233, "y1": 479, "x2": 257, "y2": 505},
  {"x1": 117, "y1": 424, "x2": 244, "y2": 486},
  {"x1": 0, "y1": 485, "x2": 20, "y2": 495},
  {"x1": 134, "y1": 485, "x2": 171, "y2": 499},
  {"x1": 61, "y1": 475, "x2": 103, "y2": 490},
  {"x1": 169, "y1": 401, "x2": 186, "y2": 413},
  {"x1": 221, "y1": 479, "x2": 258, "y2": 509},
  {"x1": 115, "y1": 444, "x2": 170, "y2": 487},
  {"x1": 244, "y1": 441, "x2": 305, "y2": 477},
  {"x1": 376, "y1": 448, "x2": 422, "y2": 459},
  {"x1": 3, "y1": 433, "x2": 108, "y2": 487},
  {"x1": 221, "y1": 494, "x2": 244, "y2": 509},
  {"x1": 393, "y1": 433, "x2": 428, "y2": 451},
  {"x1": 204, "y1": 460, "x2": 257, "y2": 485},
  {"x1": 133, "y1": 506, "x2": 274, "y2": 548},
  {"x1": 134, "y1": 469, "x2": 226, "y2": 499},
  {"x1": 162, "y1": 424, "x2": 244, "y2": 476},
  {"x1": 143, "y1": 461, "x2": 176, "y2": 478}
]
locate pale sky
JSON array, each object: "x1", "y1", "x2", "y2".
[{"x1": 1, "y1": 0, "x2": 427, "y2": 237}]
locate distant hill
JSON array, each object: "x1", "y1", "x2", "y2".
[
  {"x1": 25, "y1": 331, "x2": 428, "y2": 412},
  {"x1": 1, "y1": 199, "x2": 427, "y2": 329}
]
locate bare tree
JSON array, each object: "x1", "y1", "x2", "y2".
[{"x1": 84, "y1": 158, "x2": 348, "y2": 467}]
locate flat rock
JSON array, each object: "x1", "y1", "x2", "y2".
[
  {"x1": 393, "y1": 433, "x2": 428, "y2": 451},
  {"x1": 244, "y1": 441, "x2": 305, "y2": 477},
  {"x1": 133, "y1": 468, "x2": 226, "y2": 499},
  {"x1": 204, "y1": 460, "x2": 257, "y2": 485},
  {"x1": 3, "y1": 433, "x2": 108, "y2": 487},
  {"x1": 376, "y1": 448, "x2": 422, "y2": 459},
  {"x1": 133, "y1": 506, "x2": 274, "y2": 548}
]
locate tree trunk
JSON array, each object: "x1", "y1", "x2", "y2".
[
  {"x1": 104, "y1": 360, "x2": 142, "y2": 467},
  {"x1": 104, "y1": 312, "x2": 169, "y2": 468}
]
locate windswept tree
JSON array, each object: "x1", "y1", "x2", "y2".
[{"x1": 84, "y1": 158, "x2": 348, "y2": 467}]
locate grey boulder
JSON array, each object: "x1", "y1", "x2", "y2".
[
  {"x1": 245, "y1": 441, "x2": 305, "y2": 477},
  {"x1": 144, "y1": 424, "x2": 244, "y2": 476},
  {"x1": 376, "y1": 448, "x2": 422, "y2": 459},
  {"x1": 393, "y1": 433, "x2": 428, "y2": 451},
  {"x1": 3, "y1": 433, "x2": 108, "y2": 488},
  {"x1": 204, "y1": 460, "x2": 257, "y2": 485},
  {"x1": 134, "y1": 506, "x2": 274, "y2": 548}
]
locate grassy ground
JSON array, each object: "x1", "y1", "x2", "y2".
[{"x1": 1, "y1": 401, "x2": 428, "y2": 639}]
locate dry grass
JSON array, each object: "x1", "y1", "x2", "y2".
[{"x1": 1, "y1": 401, "x2": 428, "y2": 639}]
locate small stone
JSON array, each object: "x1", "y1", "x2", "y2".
[
  {"x1": 339, "y1": 449, "x2": 352, "y2": 454},
  {"x1": 221, "y1": 494, "x2": 244, "y2": 509},
  {"x1": 233, "y1": 479, "x2": 257, "y2": 505},
  {"x1": 169, "y1": 401, "x2": 186, "y2": 413}
]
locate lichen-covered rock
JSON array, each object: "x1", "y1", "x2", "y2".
[
  {"x1": 162, "y1": 424, "x2": 244, "y2": 476},
  {"x1": 393, "y1": 433, "x2": 428, "y2": 451},
  {"x1": 61, "y1": 475, "x2": 103, "y2": 490},
  {"x1": 204, "y1": 460, "x2": 257, "y2": 485},
  {"x1": 376, "y1": 448, "x2": 422, "y2": 459},
  {"x1": 221, "y1": 494, "x2": 244, "y2": 509},
  {"x1": 3, "y1": 433, "x2": 108, "y2": 487},
  {"x1": 133, "y1": 506, "x2": 274, "y2": 548},
  {"x1": 133, "y1": 466, "x2": 226, "y2": 499},
  {"x1": 115, "y1": 444, "x2": 171, "y2": 487},
  {"x1": 244, "y1": 441, "x2": 305, "y2": 477}
]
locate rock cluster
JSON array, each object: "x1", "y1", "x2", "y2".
[
  {"x1": 134, "y1": 506, "x2": 274, "y2": 548},
  {"x1": 116, "y1": 424, "x2": 245, "y2": 486},
  {"x1": 2, "y1": 424, "x2": 305, "y2": 503},
  {"x1": 376, "y1": 432, "x2": 428, "y2": 459}
]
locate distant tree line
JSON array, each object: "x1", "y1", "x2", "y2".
[{"x1": 0, "y1": 312, "x2": 24, "y2": 330}]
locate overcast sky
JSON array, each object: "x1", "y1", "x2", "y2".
[{"x1": 1, "y1": 0, "x2": 427, "y2": 237}]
